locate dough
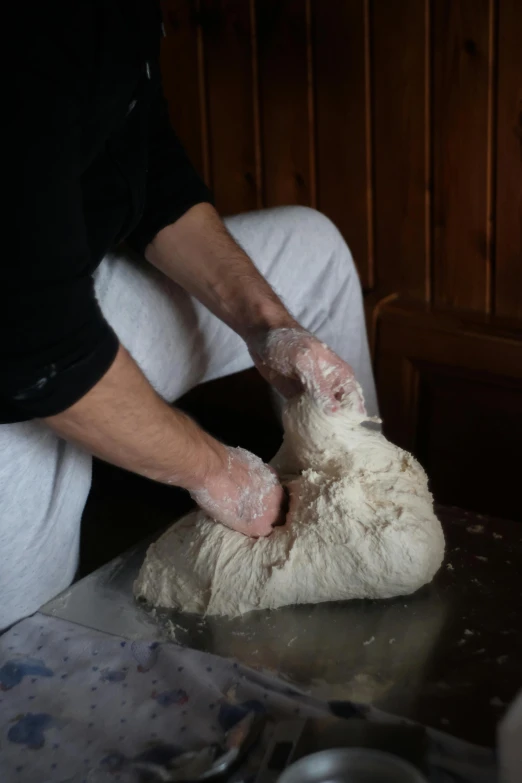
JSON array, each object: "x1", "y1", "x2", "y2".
[{"x1": 134, "y1": 391, "x2": 445, "y2": 616}]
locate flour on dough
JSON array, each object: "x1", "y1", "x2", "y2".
[{"x1": 134, "y1": 390, "x2": 445, "y2": 616}]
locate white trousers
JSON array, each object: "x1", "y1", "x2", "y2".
[{"x1": 0, "y1": 207, "x2": 378, "y2": 630}]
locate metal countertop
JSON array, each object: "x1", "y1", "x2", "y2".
[{"x1": 42, "y1": 507, "x2": 522, "y2": 747}]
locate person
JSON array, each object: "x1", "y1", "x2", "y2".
[{"x1": 1, "y1": 0, "x2": 378, "y2": 631}]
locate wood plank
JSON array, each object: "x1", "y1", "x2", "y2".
[
  {"x1": 432, "y1": 0, "x2": 492, "y2": 311},
  {"x1": 160, "y1": 0, "x2": 207, "y2": 179},
  {"x1": 372, "y1": 0, "x2": 428, "y2": 301},
  {"x1": 200, "y1": 0, "x2": 259, "y2": 215},
  {"x1": 256, "y1": 0, "x2": 312, "y2": 206},
  {"x1": 495, "y1": 0, "x2": 522, "y2": 319},
  {"x1": 313, "y1": 0, "x2": 372, "y2": 290},
  {"x1": 377, "y1": 301, "x2": 522, "y2": 376},
  {"x1": 416, "y1": 366, "x2": 522, "y2": 521},
  {"x1": 374, "y1": 299, "x2": 522, "y2": 521}
]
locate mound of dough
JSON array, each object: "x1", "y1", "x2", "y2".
[{"x1": 134, "y1": 393, "x2": 445, "y2": 616}]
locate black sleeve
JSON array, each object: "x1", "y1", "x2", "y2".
[
  {"x1": 127, "y1": 83, "x2": 213, "y2": 256},
  {"x1": 1, "y1": 9, "x2": 119, "y2": 423}
]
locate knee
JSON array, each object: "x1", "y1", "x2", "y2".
[
  {"x1": 281, "y1": 205, "x2": 341, "y2": 240},
  {"x1": 279, "y1": 206, "x2": 358, "y2": 278}
]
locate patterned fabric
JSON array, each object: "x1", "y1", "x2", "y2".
[{"x1": 0, "y1": 614, "x2": 495, "y2": 782}]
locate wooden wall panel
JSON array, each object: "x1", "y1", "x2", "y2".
[
  {"x1": 494, "y1": 0, "x2": 522, "y2": 319},
  {"x1": 372, "y1": 0, "x2": 429, "y2": 301},
  {"x1": 256, "y1": 0, "x2": 313, "y2": 207},
  {"x1": 375, "y1": 301, "x2": 522, "y2": 521},
  {"x1": 432, "y1": 0, "x2": 493, "y2": 312},
  {"x1": 313, "y1": 0, "x2": 372, "y2": 290},
  {"x1": 161, "y1": 0, "x2": 207, "y2": 179},
  {"x1": 200, "y1": 0, "x2": 259, "y2": 215},
  {"x1": 416, "y1": 368, "x2": 522, "y2": 521},
  {"x1": 156, "y1": 2, "x2": 522, "y2": 522},
  {"x1": 159, "y1": 0, "x2": 520, "y2": 317}
]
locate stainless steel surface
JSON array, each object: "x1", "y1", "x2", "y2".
[
  {"x1": 42, "y1": 542, "x2": 166, "y2": 641},
  {"x1": 42, "y1": 507, "x2": 522, "y2": 746},
  {"x1": 277, "y1": 749, "x2": 427, "y2": 783},
  {"x1": 41, "y1": 535, "x2": 450, "y2": 708}
]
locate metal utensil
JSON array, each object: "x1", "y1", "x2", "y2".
[
  {"x1": 130, "y1": 711, "x2": 265, "y2": 782},
  {"x1": 277, "y1": 747, "x2": 428, "y2": 783}
]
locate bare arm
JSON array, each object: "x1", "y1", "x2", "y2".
[
  {"x1": 146, "y1": 203, "x2": 298, "y2": 340},
  {"x1": 45, "y1": 345, "x2": 284, "y2": 537},
  {"x1": 46, "y1": 344, "x2": 221, "y2": 490},
  {"x1": 43, "y1": 205, "x2": 297, "y2": 538},
  {"x1": 44, "y1": 203, "x2": 359, "y2": 540},
  {"x1": 147, "y1": 203, "x2": 365, "y2": 412}
]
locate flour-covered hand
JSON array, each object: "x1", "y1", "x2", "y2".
[
  {"x1": 249, "y1": 327, "x2": 365, "y2": 414},
  {"x1": 190, "y1": 445, "x2": 285, "y2": 537}
]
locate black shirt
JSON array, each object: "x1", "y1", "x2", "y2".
[{"x1": 2, "y1": 0, "x2": 212, "y2": 423}]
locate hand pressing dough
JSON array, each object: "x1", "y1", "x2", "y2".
[{"x1": 134, "y1": 392, "x2": 445, "y2": 616}]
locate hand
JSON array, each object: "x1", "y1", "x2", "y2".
[
  {"x1": 249, "y1": 327, "x2": 366, "y2": 414},
  {"x1": 191, "y1": 445, "x2": 286, "y2": 537}
]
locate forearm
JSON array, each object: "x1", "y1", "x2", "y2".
[
  {"x1": 44, "y1": 344, "x2": 224, "y2": 491},
  {"x1": 145, "y1": 203, "x2": 298, "y2": 340}
]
